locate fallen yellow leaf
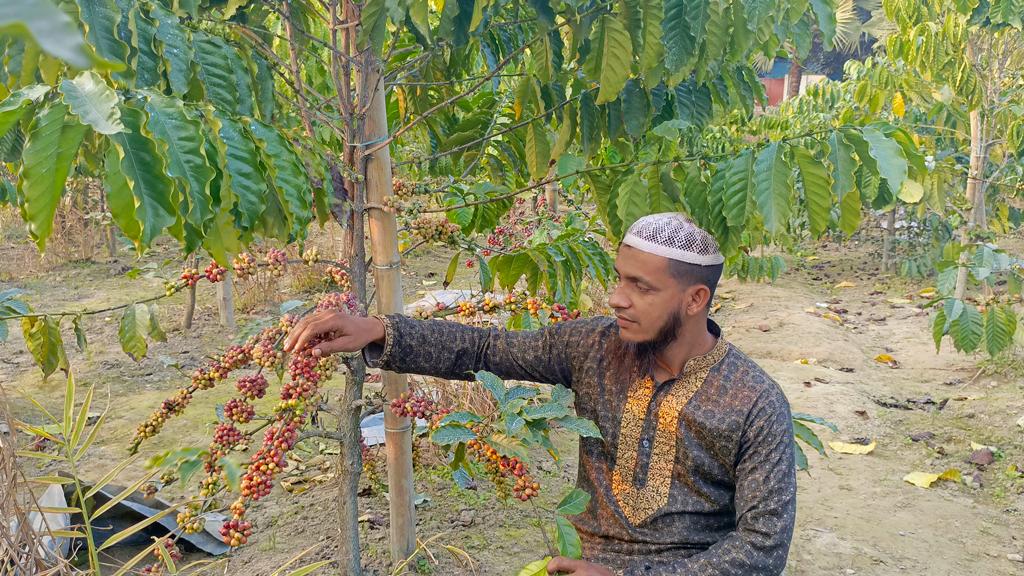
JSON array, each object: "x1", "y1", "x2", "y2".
[
  {"x1": 794, "y1": 358, "x2": 817, "y2": 365},
  {"x1": 834, "y1": 281, "x2": 856, "y2": 289},
  {"x1": 710, "y1": 303, "x2": 722, "y2": 313},
  {"x1": 731, "y1": 302, "x2": 752, "y2": 310},
  {"x1": 874, "y1": 353, "x2": 900, "y2": 368},
  {"x1": 805, "y1": 256, "x2": 820, "y2": 261},
  {"x1": 918, "y1": 287, "x2": 937, "y2": 298},
  {"x1": 822, "y1": 312, "x2": 844, "y2": 324},
  {"x1": 903, "y1": 471, "x2": 940, "y2": 488},
  {"x1": 970, "y1": 441, "x2": 998, "y2": 452},
  {"x1": 829, "y1": 440, "x2": 876, "y2": 455},
  {"x1": 938, "y1": 468, "x2": 962, "y2": 483},
  {"x1": 887, "y1": 298, "x2": 912, "y2": 305}
]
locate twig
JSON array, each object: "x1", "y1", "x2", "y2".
[{"x1": 529, "y1": 499, "x2": 556, "y2": 557}]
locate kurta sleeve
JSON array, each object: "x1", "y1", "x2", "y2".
[
  {"x1": 362, "y1": 314, "x2": 605, "y2": 387},
  {"x1": 621, "y1": 387, "x2": 797, "y2": 576}
]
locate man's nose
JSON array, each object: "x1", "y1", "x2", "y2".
[{"x1": 608, "y1": 284, "x2": 629, "y2": 310}]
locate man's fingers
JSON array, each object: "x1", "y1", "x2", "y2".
[
  {"x1": 313, "y1": 336, "x2": 359, "y2": 356},
  {"x1": 289, "y1": 315, "x2": 342, "y2": 353},
  {"x1": 547, "y1": 557, "x2": 581, "y2": 574},
  {"x1": 284, "y1": 313, "x2": 320, "y2": 351}
]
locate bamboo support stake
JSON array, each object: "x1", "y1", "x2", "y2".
[{"x1": 358, "y1": 52, "x2": 416, "y2": 563}]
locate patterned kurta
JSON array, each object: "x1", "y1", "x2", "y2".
[{"x1": 364, "y1": 314, "x2": 796, "y2": 575}]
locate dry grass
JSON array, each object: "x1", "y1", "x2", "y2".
[{"x1": 0, "y1": 389, "x2": 74, "y2": 576}]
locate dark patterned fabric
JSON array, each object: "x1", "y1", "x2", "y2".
[{"x1": 364, "y1": 315, "x2": 796, "y2": 575}]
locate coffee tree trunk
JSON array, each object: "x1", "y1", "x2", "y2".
[
  {"x1": 786, "y1": 58, "x2": 802, "y2": 100},
  {"x1": 184, "y1": 253, "x2": 198, "y2": 330},
  {"x1": 544, "y1": 165, "x2": 559, "y2": 214},
  {"x1": 955, "y1": 108, "x2": 988, "y2": 299},
  {"x1": 883, "y1": 210, "x2": 896, "y2": 274},
  {"x1": 216, "y1": 272, "x2": 235, "y2": 329}
]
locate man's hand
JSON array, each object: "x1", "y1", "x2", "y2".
[
  {"x1": 547, "y1": 557, "x2": 614, "y2": 575},
  {"x1": 283, "y1": 311, "x2": 385, "y2": 357}
]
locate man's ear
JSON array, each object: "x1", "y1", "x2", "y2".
[{"x1": 685, "y1": 284, "x2": 711, "y2": 315}]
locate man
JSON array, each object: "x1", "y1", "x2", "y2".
[{"x1": 284, "y1": 213, "x2": 796, "y2": 575}]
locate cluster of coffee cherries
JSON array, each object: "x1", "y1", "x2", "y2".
[
  {"x1": 485, "y1": 198, "x2": 539, "y2": 251},
  {"x1": 383, "y1": 178, "x2": 435, "y2": 214},
  {"x1": 220, "y1": 518, "x2": 253, "y2": 547},
  {"x1": 410, "y1": 215, "x2": 460, "y2": 244},
  {"x1": 176, "y1": 503, "x2": 204, "y2": 534},
  {"x1": 228, "y1": 311, "x2": 345, "y2": 544},
  {"x1": 389, "y1": 391, "x2": 438, "y2": 420},
  {"x1": 325, "y1": 265, "x2": 352, "y2": 292},
  {"x1": 456, "y1": 301, "x2": 477, "y2": 318},
  {"x1": 232, "y1": 252, "x2": 258, "y2": 279},
  {"x1": 212, "y1": 422, "x2": 245, "y2": 451},
  {"x1": 129, "y1": 320, "x2": 291, "y2": 453},
  {"x1": 266, "y1": 248, "x2": 287, "y2": 277},
  {"x1": 138, "y1": 538, "x2": 184, "y2": 575},
  {"x1": 301, "y1": 246, "x2": 319, "y2": 265},
  {"x1": 180, "y1": 268, "x2": 202, "y2": 287},
  {"x1": 411, "y1": 301, "x2": 446, "y2": 320},
  {"x1": 480, "y1": 295, "x2": 501, "y2": 314},
  {"x1": 204, "y1": 261, "x2": 227, "y2": 283},
  {"x1": 223, "y1": 399, "x2": 255, "y2": 424},
  {"x1": 467, "y1": 437, "x2": 540, "y2": 502},
  {"x1": 133, "y1": 293, "x2": 363, "y2": 550},
  {"x1": 316, "y1": 291, "x2": 359, "y2": 316},
  {"x1": 549, "y1": 303, "x2": 580, "y2": 323},
  {"x1": 236, "y1": 374, "x2": 269, "y2": 400}
]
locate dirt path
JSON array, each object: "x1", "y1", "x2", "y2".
[
  {"x1": 3, "y1": 239, "x2": 1022, "y2": 575},
  {"x1": 717, "y1": 247, "x2": 1024, "y2": 576}
]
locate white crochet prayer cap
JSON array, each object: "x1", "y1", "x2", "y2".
[{"x1": 621, "y1": 213, "x2": 725, "y2": 266}]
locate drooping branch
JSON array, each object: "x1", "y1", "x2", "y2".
[{"x1": 395, "y1": 91, "x2": 588, "y2": 168}]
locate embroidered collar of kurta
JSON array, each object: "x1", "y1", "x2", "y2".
[{"x1": 610, "y1": 334, "x2": 729, "y2": 525}]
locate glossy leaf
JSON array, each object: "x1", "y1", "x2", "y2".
[
  {"x1": 4, "y1": 0, "x2": 97, "y2": 69},
  {"x1": 118, "y1": 303, "x2": 149, "y2": 360},
  {"x1": 555, "y1": 515, "x2": 582, "y2": 559},
  {"x1": 60, "y1": 71, "x2": 123, "y2": 134},
  {"x1": 75, "y1": 0, "x2": 130, "y2": 71},
  {"x1": 21, "y1": 315, "x2": 68, "y2": 377},
  {"x1": 583, "y1": 15, "x2": 633, "y2": 104},
  {"x1": 18, "y1": 101, "x2": 88, "y2": 251},
  {"x1": 793, "y1": 145, "x2": 831, "y2": 237},
  {"x1": 109, "y1": 104, "x2": 177, "y2": 247},
  {"x1": 753, "y1": 142, "x2": 793, "y2": 235},
  {"x1": 0, "y1": 84, "x2": 49, "y2": 139}
]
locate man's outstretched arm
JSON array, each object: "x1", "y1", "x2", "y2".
[
  {"x1": 619, "y1": 388, "x2": 797, "y2": 576},
  {"x1": 284, "y1": 310, "x2": 603, "y2": 386}
]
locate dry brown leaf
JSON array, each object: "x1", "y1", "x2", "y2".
[
  {"x1": 829, "y1": 440, "x2": 876, "y2": 455},
  {"x1": 731, "y1": 302, "x2": 752, "y2": 310}
]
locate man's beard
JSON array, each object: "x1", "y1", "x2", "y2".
[{"x1": 621, "y1": 309, "x2": 683, "y2": 363}]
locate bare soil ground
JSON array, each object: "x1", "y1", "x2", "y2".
[{"x1": 2, "y1": 227, "x2": 1022, "y2": 576}]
